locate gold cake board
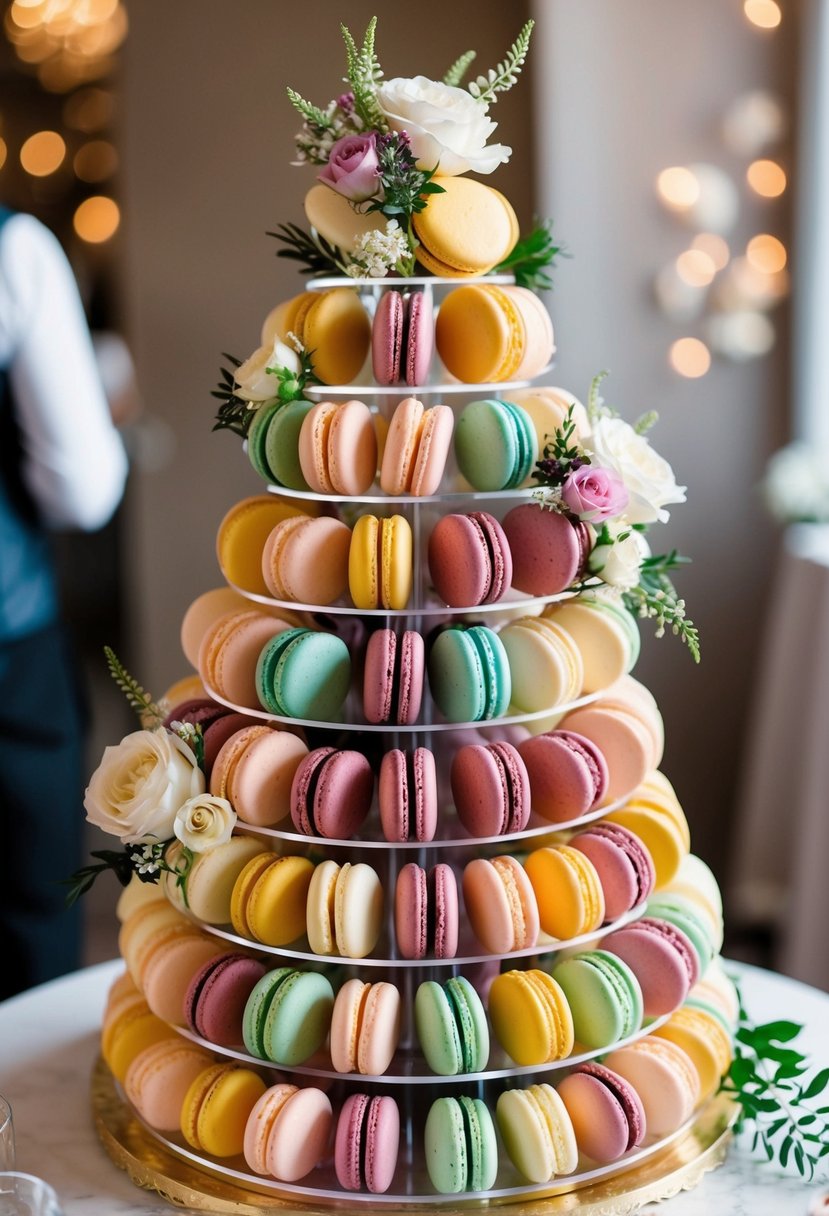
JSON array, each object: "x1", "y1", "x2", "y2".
[{"x1": 92, "y1": 1057, "x2": 736, "y2": 1215}]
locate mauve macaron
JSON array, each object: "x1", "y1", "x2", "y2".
[
  {"x1": 373, "y1": 289, "x2": 433, "y2": 387},
  {"x1": 502, "y1": 503, "x2": 588, "y2": 596},
  {"x1": 335, "y1": 1092, "x2": 400, "y2": 1193},
  {"x1": 451, "y1": 741, "x2": 531, "y2": 837},
  {"x1": 290, "y1": 746, "x2": 374, "y2": 839},
  {"x1": 557, "y1": 1061, "x2": 646, "y2": 1162},
  {"x1": 363, "y1": 628, "x2": 424, "y2": 725},
  {"x1": 379, "y1": 747, "x2": 438, "y2": 843},
  {"x1": 428, "y1": 511, "x2": 513, "y2": 608},
  {"x1": 602, "y1": 915, "x2": 700, "y2": 1017},
  {"x1": 185, "y1": 952, "x2": 268, "y2": 1047},
  {"x1": 570, "y1": 821, "x2": 656, "y2": 920},
  {"x1": 518, "y1": 729, "x2": 609, "y2": 823},
  {"x1": 394, "y1": 862, "x2": 458, "y2": 960}
]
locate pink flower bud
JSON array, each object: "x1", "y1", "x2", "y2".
[
  {"x1": 318, "y1": 132, "x2": 380, "y2": 202},
  {"x1": 561, "y1": 464, "x2": 629, "y2": 523}
]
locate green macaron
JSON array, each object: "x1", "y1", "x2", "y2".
[
  {"x1": 415, "y1": 977, "x2": 490, "y2": 1076},
  {"x1": 255, "y1": 627, "x2": 351, "y2": 721},
  {"x1": 264, "y1": 398, "x2": 313, "y2": 491},
  {"x1": 247, "y1": 400, "x2": 282, "y2": 482},
  {"x1": 424, "y1": 1095, "x2": 498, "y2": 1193},
  {"x1": 242, "y1": 967, "x2": 334, "y2": 1065},
  {"x1": 551, "y1": 949, "x2": 644, "y2": 1049},
  {"x1": 428, "y1": 625, "x2": 511, "y2": 723},
  {"x1": 454, "y1": 398, "x2": 538, "y2": 491}
]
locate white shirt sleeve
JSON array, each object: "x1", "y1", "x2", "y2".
[{"x1": 0, "y1": 212, "x2": 128, "y2": 530}]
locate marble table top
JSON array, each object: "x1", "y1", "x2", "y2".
[{"x1": 0, "y1": 958, "x2": 826, "y2": 1215}]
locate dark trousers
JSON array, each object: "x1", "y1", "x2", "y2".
[{"x1": 0, "y1": 623, "x2": 84, "y2": 999}]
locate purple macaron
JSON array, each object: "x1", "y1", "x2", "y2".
[
  {"x1": 558, "y1": 1061, "x2": 646, "y2": 1162},
  {"x1": 290, "y1": 747, "x2": 374, "y2": 839},
  {"x1": 428, "y1": 511, "x2": 513, "y2": 608},
  {"x1": 517, "y1": 729, "x2": 609, "y2": 823},
  {"x1": 335, "y1": 1093, "x2": 400, "y2": 1193},
  {"x1": 372, "y1": 289, "x2": 433, "y2": 387},
  {"x1": 450, "y1": 741, "x2": 531, "y2": 837},
  {"x1": 184, "y1": 952, "x2": 267, "y2": 1047},
  {"x1": 602, "y1": 915, "x2": 700, "y2": 1017},
  {"x1": 395, "y1": 862, "x2": 459, "y2": 960},
  {"x1": 502, "y1": 503, "x2": 588, "y2": 596},
  {"x1": 379, "y1": 747, "x2": 438, "y2": 843},
  {"x1": 570, "y1": 821, "x2": 656, "y2": 920}
]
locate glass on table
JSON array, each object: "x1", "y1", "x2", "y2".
[
  {"x1": 0, "y1": 1172, "x2": 65, "y2": 1215},
  {"x1": 0, "y1": 1095, "x2": 13, "y2": 1169}
]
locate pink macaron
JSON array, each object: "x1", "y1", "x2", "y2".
[
  {"x1": 517, "y1": 729, "x2": 609, "y2": 823},
  {"x1": 379, "y1": 747, "x2": 438, "y2": 843},
  {"x1": 379, "y1": 397, "x2": 454, "y2": 497},
  {"x1": 557, "y1": 1062, "x2": 646, "y2": 1163},
  {"x1": 450, "y1": 741, "x2": 531, "y2": 837},
  {"x1": 290, "y1": 746, "x2": 374, "y2": 839},
  {"x1": 363, "y1": 628, "x2": 424, "y2": 725},
  {"x1": 462, "y1": 856, "x2": 540, "y2": 954},
  {"x1": 372, "y1": 289, "x2": 433, "y2": 387},
  {"x1": 243, "y1": 1083, "x2": 332, "y2": 1181},
  {"x1": 428, "y1": 511, "x2": 513, "y2": 608},
  {"x1": 602, "y1": 916, "x2": 700, "y2": 1017},
  {"x1": 570, "y1": 821, "x2": 656, "y2": 921},
  {"x1": 394, "y1": 862, "x2": 459, "y2": 960},
  {"x1": 335, "y1": 1092, "x2": 400, "y2": 1193},
  {"x1": 210, "y1": 724, "x2": 309, "y2": 826},
  {"x1": 502, "y1": 503, "x2": 590, "y2": 596},
  {"x1": 184, "y1": 952, "x2": 267, "y2": 1047},
  {"x1": 124, "y1": 1039, "x2": 214, "y2": 1132}
]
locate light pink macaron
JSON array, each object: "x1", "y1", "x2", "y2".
[{"x1": 243, "y1": 1083, "x2": 332, "y2": 1181}]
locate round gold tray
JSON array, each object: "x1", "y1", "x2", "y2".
[{"x1": 92, "y1": 1057, "x2": 736, "y2": 1215}]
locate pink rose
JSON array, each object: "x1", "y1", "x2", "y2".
[
  {"x1": 318, "y1": 133, "x2": 380, "y2": 202},
  {"x1": 561, "y1": 464, "x2": 629, "y2": 522}
]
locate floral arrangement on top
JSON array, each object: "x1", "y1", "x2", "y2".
[{"x1": 272, "y1": 16, "x2": 560, "y2": 286}]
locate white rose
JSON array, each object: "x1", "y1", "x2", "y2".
[
  {"x1": 588, "y1": 524, "x2": 650, "y2": 590},
  {"x1": 234, "y1": 338, "x2": 301, "y2": 402},
  {"x1": 84, "y1": 729, "x2": 205, "y2": 844},
  {"x1": 377, "y1": 76, "x2": 511, "y2": 176},
  {"x1": 588, "y1": 417, "x2": 687, "y2": 524},
  {"x1": 174, "y1": 795, "x2": 236, "y2": 853}
]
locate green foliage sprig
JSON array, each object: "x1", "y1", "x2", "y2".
[
  {"x1": 720, "y1": 984, "x2": 829, "y2": 1180},
  {"x1": 443, "y1": 49, "x2": 476, "y2": 88},
  {"x1": 468, "y1": 19, "x2": 535, "y2": 104},
  {"x1": 623, "y1": 552, "x2": 700, "y2": 662},
  {"x1": 532, "y1": 404, "x2": 590, "y2": 489},
  {"x1": 285, "y1": 87, "x2": 335, "y2": 134},
  {"x1": 105, "y1": 645, "x2": 165, "y2": 727},
  {"x1": 211, "y1": 354, "x2": 251, "y2": 438},
  {"x1": 496, "y1": 220, "x2": 565, "y2": 292},
  {"x1": 341, "y1": 18, "x2": 388, "y2": 132},
  {"x1": 64, "y1": 841, "x2": 193, "y2": 907},
  {"x1": 268, "y1": 222, "x2": 348, "y2": 277},
  {"x1": 368, "y1": 136, "x2": 445, "y2": 222}
]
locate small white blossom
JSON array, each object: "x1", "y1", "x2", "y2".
[{"x1": 346, "y1": 219, "x2": 409, "y2": 278}]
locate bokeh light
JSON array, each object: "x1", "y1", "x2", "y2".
[
  {"x1": 73, "y1": 138, "x2": 117, "y2": 181},
  {"x1": 657, "y1": 166, "x2": 699, "y2": 209},
  {"x1": 0, "y1": 139, "x2": 7, "y2": 171},
  {"x1": 744, "y1": 0, "x2": 782, "y2": 29},
  {"x1": 746, "y1": 159, "x2": 787, "y2": 198},
  {"x1": 19, "y1": 129, "x2": 66, "y2": 176},
  {"x1": 73, "y1": 194, "x2": 119, "y2": 242},
  {"x1": 669, "y1": 338, "x2": 711, "y2": 378},
  {"x1": 746, "y1": 234, "x2": 787, "y2": 274},
  {"x1": 676, "y1": 249, "x2": 717, "y2": 287},
  {"x1": 691, "y1": 233, "x2": 730, "y2": 271}
]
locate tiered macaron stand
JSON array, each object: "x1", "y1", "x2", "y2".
[{"x1": 93, "y1": 274, "x2": 735, "y2": 1211}]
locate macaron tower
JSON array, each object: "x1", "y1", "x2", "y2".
[{"x1": 94, "y1": 15, "x2": 736, "y2": 1211}]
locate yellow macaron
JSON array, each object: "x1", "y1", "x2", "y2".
[
  {"x1": 413, "y1": 176, "x2": 518, "y2": 276},
  {"x1": 348, "y1": 514, "x2": 413, "y2": 611},
  {"x1": 216, "y1": 496, "x2": 309, "y2": 597},
  {"x1": 266, "y1": 284, "x2": 370, "y2": 385},
  {"x1": 488, "y1": 969, "x2": 574, "y2": 1066},
  {"x1": 524, "y1": 844, "x2": 606, "y2": 940},
  {"x1": 435, "y1": 284, "x2": 524, "y2": 383},
  {"x1": 180, "y1": 1062, "x2": 267, "y2": 1157},
  {"x1": 653, "y1": 1006, "x2": 733, "y2": 1098},
  {"x1": 242, "y1": 854, "x2": 315, "y2": 947}
]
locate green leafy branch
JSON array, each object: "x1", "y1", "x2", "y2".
[
  {"x1": 64, "y1": 848, "x2": 136, "y2": 907},
  {"x1": 532, "y1": 404, "x2": 590, "y2": 489},
  {"x1": 268, "y1": 222, "x2": 348, "y2": 277},
  {"x1": 367, "y1": 137, "x2": 445, "y2": 223},
  {"x1": 285, "y1": 87, "x2": 335, "y2": 132},
  {"x1": 443, "y1": 49, "x2": 476, "y2": 88},
  {"x1": 341, "y1": 17, "x2": 388, "y2": 132},
  {"x1": 623, "y1": 555, "x2": 700, "y2": 662},
  {"x1": 496, "y1": 220, "x2": 565, "y2": 292},
  {"x1": 720, "y1": 985, "x2": 829, "y2": 1180},
  {"x1": 105, "y1": 645, "x2": 165, "y2": 727},
  {"x1": 586, "y1": 369, "x2": 615, "y2": 425},
  {"x1": 64, "y1": 841, "x2": 194, "y2": 908},
  {"x1": 211, "y1": 354, "x2": 252, "y2": 438},
  {"x1": 468, "y1": 19, "x2": 535, "y2": 104}
]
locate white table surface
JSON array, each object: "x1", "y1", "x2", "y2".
[{"x1": 0, "y1": 959, "x2": 826, "y2": 1215}]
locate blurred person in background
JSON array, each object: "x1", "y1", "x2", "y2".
[{"x1": 0, "y1": 205, "x2": 128, "y2": 998}]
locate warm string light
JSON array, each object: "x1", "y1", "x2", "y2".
[
  {"x1": 19, "y1": 129, "x2": 65, "y2": 175},
  {"x1": 6, "y1": 0, "x2": 127, "y2": 91},
  {"x1": 654, "y1": 2, "x2": 788, "y2": 373},
  {"x1": 73, "y1": 193, "x2": 119, "y2": 242}
]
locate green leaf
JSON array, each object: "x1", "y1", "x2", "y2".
[
  {"x1": 496, "y1": 219, "x2": 565, "y2": 292},
  {"x1": 802, "y1": 1067, "x2": 829, "y2": 1100},
  {"x1": 443, "y1": 49, "x2": 476, "y2": 88},
  {"x1": 755, "y1": 1020, "x2": 803, "y2": 1044},
  {"x1": 468, "y1": 19, "x2": 535, "y2": 104},
  {"x1": 104, "y1": 646, "x2": 164, "y2": 727},
  {"x1": 780, "y1": 1135, "x2": 792, "y2": 1169},
  {"x1": 341, "y1": 17, "x2": 388, "y2": 131},
  {"x1": 285, "y1": 86, "x2": 333, "y2": 130}
]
